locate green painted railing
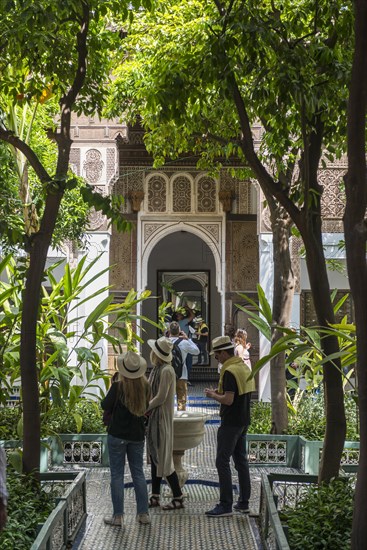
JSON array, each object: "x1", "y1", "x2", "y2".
[
  {"x1": 260, "y1": 472, "x2": 319, "y2": 550},
  {"x1": 46, "y1": 433, "x2": 360, "y2": 474},
  {"x1": 30, "y1": 471, "x2": 87, "y2": 550},
  {"x1": 1, "y1": 438, "x2": 49, "y2": 472}
]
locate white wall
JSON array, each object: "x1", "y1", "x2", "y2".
[
  {"x1": 71, "y1": 234, "x2": 111, "y2": 396},
  {"x1": 258, "y1": 231, "x2": 348, "y2": 401}
]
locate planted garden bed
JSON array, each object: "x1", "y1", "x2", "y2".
[{"x1": 260, "y1": 472, "x2": 355, "y2": 550}]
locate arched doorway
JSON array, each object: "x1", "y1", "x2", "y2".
[{"x1": 141, "y1": 230, "x2": 221, "y2": 379}]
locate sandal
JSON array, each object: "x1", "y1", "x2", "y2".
[
  {"x1": 162, "y1": 497, "x2": 184, "y2": 511},
  {"x1": 149, "y1": 495, "x2": 160, "y2": 508}
]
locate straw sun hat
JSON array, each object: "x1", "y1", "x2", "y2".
[
  {"x1": 147, "y1": 336, "x2": 173, "y2": 363},
  {"x1": 117, "y1": 350, "x2": 147, "y2": 379},
  {"x1": 210, "y1": 335, "x2": 235, "y2": 355}
]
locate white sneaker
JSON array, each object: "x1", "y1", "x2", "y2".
[
  {"x1": 104, "y1": 515, "x2": 124, "y2": 528},
  {"x1": 138, "y1": 513, "x2": 151, "y2": 524}
]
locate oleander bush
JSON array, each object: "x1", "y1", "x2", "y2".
[{"x1": 280, "y1": 477, "x2": 354, "y2": 549}]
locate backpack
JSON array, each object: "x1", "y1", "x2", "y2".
[{"x1": 171, "y1": 338, "x2": 184, "y2": 379}]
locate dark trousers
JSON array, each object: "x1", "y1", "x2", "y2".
[
  {"x1": 150, "y1": 457, "x2": 182, "y2": 498},
  {"x1": 198, "y1": 341, "x2": 208, "y2": 364},
  {"x1": 216, "y1": 425, "x2": 251, "y2": 508}
]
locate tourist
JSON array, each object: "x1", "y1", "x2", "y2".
[
  {"x1": 195, "y1": 317, "x2": 209, "y2": 364},
  {"x1": 176, "y1": 306, "x2": 196, "y2": 380},
  {"x1": 0, "y1": 446, "x2": 7, "y2": 530},
  {"x1": 101, "y1": 351, "x2": 151, "y2": 528},
  {"x1": 146, "y1": 336, "x2": 184, "y2": 510},
  {"x1": 234, "y1": 329, "x2": 252, "y2": 369},
  {"x1": 204, "y1": 335, "x2": 255, "y2": 517},
  {"x1": 168, "y1": 321, "x2": 199, "y2": 411},
  {"x1": 175, "y1": 306, "x2": 195, "y2": 336}
]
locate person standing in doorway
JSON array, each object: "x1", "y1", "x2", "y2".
[
  {"x1": 195, "y1": 317, "x2": 209, "y2": 364},
  {"x1": 204, "y1": 335, "x2": 255, "y2": 517},
  {"x1": 101, "y1": 351, "x2": 151, "y2": 528},
  {"x1": 168, "y1": 321, "x2": 199, "y2": 411},
  {"x1": 176, "y1": 306, "x2": 196, "y2": 381}
]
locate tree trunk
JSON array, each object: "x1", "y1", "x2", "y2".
[
  {"x1": 345, "y1": 0, "x2": 367, "y2": 545},
  {"x1": 302, "y1": 228, "x2": 346, "y2": 482},
  {"x1": 347, "y1": 246, "x2": 367, "y2": 549},
  {"x1": 230, "y1": 63, "x2": 345, "y2": 476},
  {"x1": 269, "y1": 199, "x2": 294, "y2": 434},
  {"x1": 20, "y1": 192, "x2": 64, "y2": 476}
]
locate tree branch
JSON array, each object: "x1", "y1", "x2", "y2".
[
  {"x1": 193, "y1": 130, "x2": 241, "y2": 147},
  {"x1": 56, "y1": 1, "x2": 90, "y2": 176},
  {"x1": 0, "y1": 127, "x2": 51, "y2": 183}
]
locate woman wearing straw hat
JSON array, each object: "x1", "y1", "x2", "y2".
[
  {"x1": 146, "y1": 336, "x2": 184, "y2": 510},
  {"x1": 101, "y1": 351, "x2": 151, "y2": 528}
]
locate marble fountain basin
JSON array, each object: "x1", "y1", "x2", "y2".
[{"x1": 173, "y1": 411, "x2": 209, "y2": 451}]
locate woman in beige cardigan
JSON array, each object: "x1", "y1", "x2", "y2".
[{"x1": 146, "y1": 336, "x2": 184, "y2": 510}]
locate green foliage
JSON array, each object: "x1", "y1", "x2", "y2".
[
  {"x1": 0, "y1": 0, "x2": 153, "y2": 253},
  {"x1": 42, "y1": 399, "x2": 105, "y2": 435},
  {"x1": 157, "y1": 301, "x2": 174, "y2": 334},
  {"x1": 281, "y1": 478, "x2": 353, "y2": 549},
  {"x1": 0, "y1": 400, "x2": 104, "y2": 438},
  {"x1": 249, "y1": 392, "x2": 358, "y2": 440},
  {"x1": 248, "y1": 401, "x2": 272, "y2": 434},
  {"x1": 0, "y1": 253, "x2": 155, "y2": 418},
  {"x1": 237, "y1": 287, "x2": 357, "y2": 398},
  {"x1": 107, "y1": 0, "x2": 353, "y2": 185},
  {"x1": 0, "y1": 407, "x2": 22, "y2": 440},
  {"x1": 80, "y1": 184, "x2": 131, "y2": 234},
  {"x1": 0, "y1": 391, "x2": 359, "y2": 440},
  {"x1": 0, "y1": 470, "x2": 54, "y2": 550}
]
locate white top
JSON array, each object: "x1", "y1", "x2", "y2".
[
  {"x1": 170, "y1": 337, "x2": 200, "y2": 380},
  {"x1": 235, "y1": 344, "x2": 252, "y2": 369}
]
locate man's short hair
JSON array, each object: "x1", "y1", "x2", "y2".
[{"x1": 169, "y1": 321, "x2": 180, "y2": 336}]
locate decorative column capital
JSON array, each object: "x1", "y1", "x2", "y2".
[
  {"x1": 127, "y1": 190, "x2": 144, "y2": 213},
  {"x1": 218, "y1": 190, "x2": 233, "y2": 213}
]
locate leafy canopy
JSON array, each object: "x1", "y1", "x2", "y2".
[{"x1": 108, "y1": 0, "x2": 353, "y2": 185}]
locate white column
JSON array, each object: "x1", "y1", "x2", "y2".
[
  {"x1": 73, "y1": 233, "x2": 111, "y2": 397},
  {"x1": 258, "y1": 233, "x2": 273, "y2": 401}
]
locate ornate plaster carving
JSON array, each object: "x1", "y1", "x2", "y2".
[
  {"x1": 197, "y1": 176, "x2": 216, "y2": 212},
  {"x1": 227, "y1": 221, "x2": 258, "y2": 290},
  {"x1": 320, "y1": 168, "x2": 346, "y2": 219},
  {"x1": 83, "y1": 149, "x2": 104, "y2": 184},
  {"x1": 147, "y1": 175, "x2": 167, "y2": 212},
  {"x1": 172, "y1": 176, "x2": 191, "y2": 212}
]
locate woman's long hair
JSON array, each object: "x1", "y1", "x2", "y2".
[
  {"x1": 118, "y1": 376, "x2": 150, "y2": 417},
  {"x1": 234, "y1": 329, "x2": 247, "y2": 347}
]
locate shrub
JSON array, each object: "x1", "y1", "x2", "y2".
[
  {"x1": 0, "y1": 408, "x2": 21, "y2": 440},
  {"x1": 248, "y1": 392, "x2": 359, "y2": 440},
  {"x1": 42, "y1": 399, "x2": 105, "y2": 435},
  {"x1": 281, "y1": 477, "x2": 354, "y2": 549},
  {"x1": 0, "y1": 471, "x2": 54, "y2": 550},
  {"x1": 248, "y1": 401, "x2": 272, "y2": 434}
]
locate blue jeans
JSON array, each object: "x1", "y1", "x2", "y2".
[
  {"x1": 108, "y1": 434, "x2": 148, "y2": 516},
  {"x1": 216, "y1": 425, "x2": 251, "y2": 509}
]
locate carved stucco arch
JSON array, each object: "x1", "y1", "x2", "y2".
[{"x1": 138, "y1": 219, "x2": 224, "y2": 296}]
